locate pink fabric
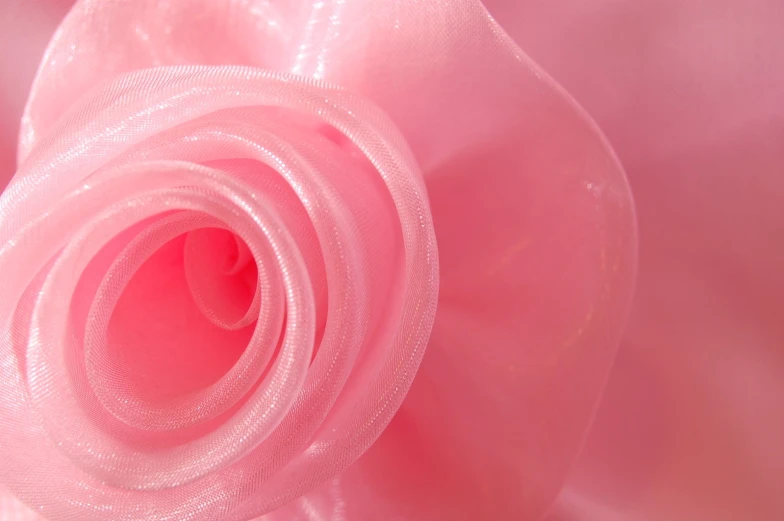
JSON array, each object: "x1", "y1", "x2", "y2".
[
  {"x1": 482, "y1": 1, "x2": 784, "y2": 521},
  {"x1": 3, "y1": 0, "x2": 779, "y2": 520},
  {"x1": 0, "y1": 1, "x2": 636, "y2": 520}
]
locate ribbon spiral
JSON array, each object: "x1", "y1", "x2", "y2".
[{"x1": 0, "y1": 66, "x2": 439, "y2": 521}]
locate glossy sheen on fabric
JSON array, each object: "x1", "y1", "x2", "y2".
[{"x1": 0, "y1": 1, "x2": 636, "y2": 520}]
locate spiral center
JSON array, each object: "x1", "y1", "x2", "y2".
[{"x1": 102, "y1": 227, "x2": 257, "y2": 404}]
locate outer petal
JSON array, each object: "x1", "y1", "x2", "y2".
[
  {"x1": 15, "y1": 1, "x2": 636, "y2": 520},
  {"x1": 258, "y1": 2, "x2": 636, "y2": 520},
  {"x1": 18, "y1": 0, "x2": 302, "y2": 160},
  {"x1": 483, "y1": 1, "x2": 784, "y2": 520}
]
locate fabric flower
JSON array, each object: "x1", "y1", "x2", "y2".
[{"x1": 14, "y1": 0, "x2": 781, "y2": 520}]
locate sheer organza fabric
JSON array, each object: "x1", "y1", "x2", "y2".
[
  {"x1": 483, "y1": 1, "x2": 784, "y2": 521},
  {"x1": 0, "y1": 0, "x2": 681, "y2": 520}
]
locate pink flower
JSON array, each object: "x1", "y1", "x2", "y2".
[{"x1": 1, "y1": 1, "x2": 779, "y2": 520}]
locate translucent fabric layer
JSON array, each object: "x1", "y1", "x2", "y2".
[
  {"x1": 484, "y1": 1, "x2": 784, "y2": 520},
  {"x1": 0, "y1": 1, "x2": 637, "y2": 520}
]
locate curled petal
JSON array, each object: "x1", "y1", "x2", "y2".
[
  {"x1": 254, "y1": 2, "x2": 637, "y2": 520},
  {"x1": 484, "y1": 0, "x2": 784, "y2": 520}
]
